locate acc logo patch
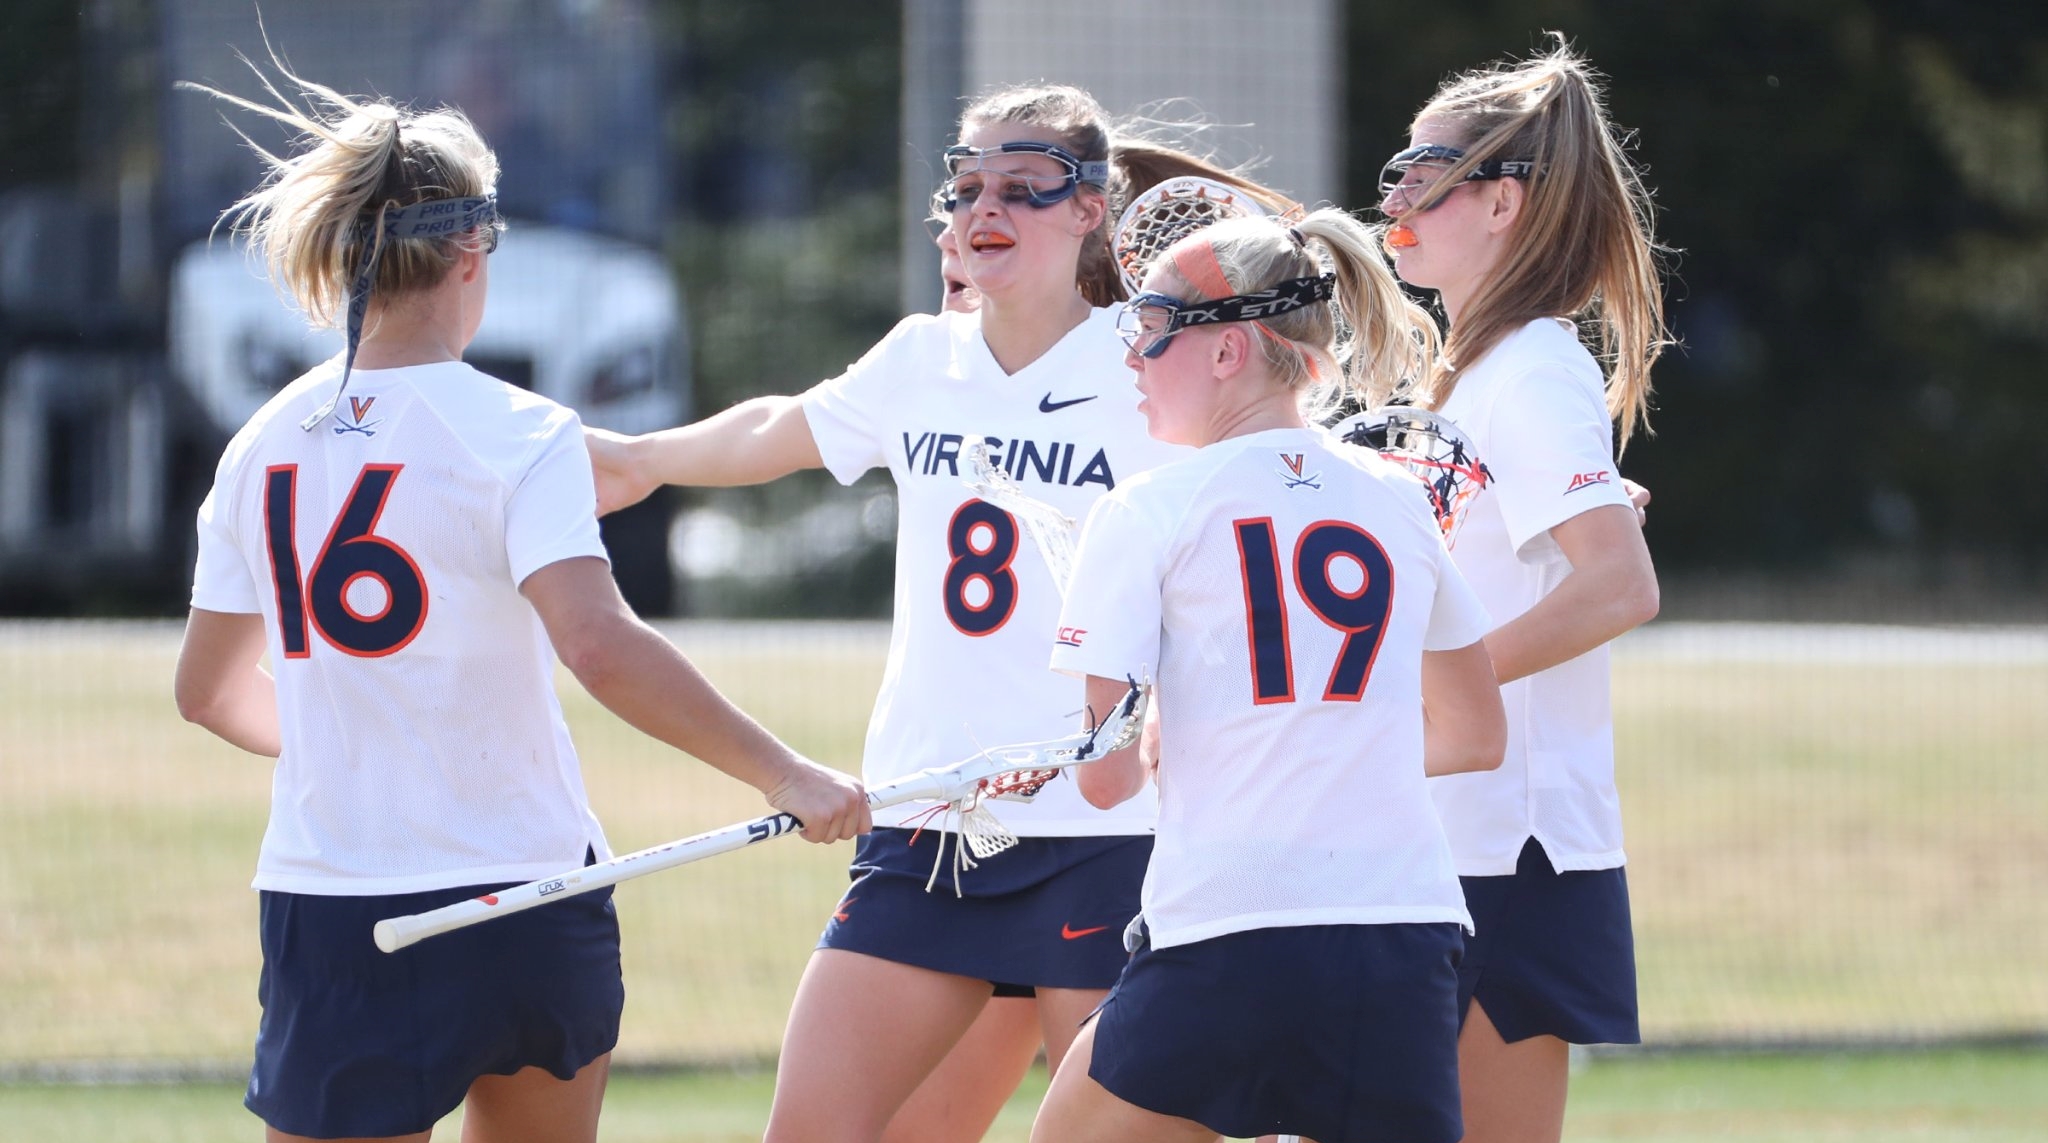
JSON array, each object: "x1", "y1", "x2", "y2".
[
  {"x1": 1056, "y1": 626, "x2": 1086, "y2": 648},
  {"x1": 1564, "y1": 470, "x2": 1612, "y2": 494}
]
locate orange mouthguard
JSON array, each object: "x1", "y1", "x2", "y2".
[{"x1": 1385, "y1": 225, "x2": 1419, "y2": 250}]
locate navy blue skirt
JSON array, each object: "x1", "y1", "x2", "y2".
[
  {"x1": 817, "y1": 826, "x2": 1149, "y2": 994},
  {"x1": 1457, "y1": 837, "x2": 1640, "y2": 1044},
  {"x1": 246, "y1": 873, "x2": 623, "y2": 1138},
  {"x1": 1091, "y1": 922, "x2": 1466, "y2": 1143}
]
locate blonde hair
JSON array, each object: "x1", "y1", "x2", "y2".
[
  {"x1": 1408, "y1": 39, "x2": 1670, "y2": 451},
  {"x1": 958, "y1": 84, "x2": 1301, "y2": 307},
  {"x1": 181, "y1": 58, "x2": 499, "y2": 328},
  {"x1": 1150, "y1": 210, "x2": 1439, "y2": 420}
]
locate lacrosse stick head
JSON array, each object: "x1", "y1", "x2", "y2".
[
  {"x1": 974, "y1": 680, "x2": 1149, "y2": 805},
  {"x1": 963, "y1": 439, "x2": 1080, "y2": 592},
  {"x1": 1112, "y1": 176, "x2": 1275, "y2": 297},
  {"x1": 1332, "y1": 406, "x2": 1492, "y2": 546}
]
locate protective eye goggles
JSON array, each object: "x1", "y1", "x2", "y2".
[
  {"x1": 1114, "y1": 274, "x2": 1336, "y2": 359},
  {"x1": 935, "y1": 141, "x2": 1110, "y2": 212},
  {"x1": 1377, "y1": 143, "x2": 1535, "y2": 213}
]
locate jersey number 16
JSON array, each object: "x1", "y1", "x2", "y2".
[{"x1": 263, "y1": 463, "x2": 429, "y2": 659}]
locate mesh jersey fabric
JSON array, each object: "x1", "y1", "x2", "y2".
[
  {"x1": 1052, "y1": 427, "x2": 1493, "y2": 949},
  {"x1": 802, "y1": 307, "x2": 1188, "y2": 835},
  {"x1": 190, "y1": 359, "x2": 611, "y2": 894},
  {"x1": 1429, "y1": 318, "x2": 1640, "y2": 875}
]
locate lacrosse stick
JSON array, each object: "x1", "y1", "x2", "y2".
[
  {"x1": 1331, "y1": 406, "x2": 1492, "y2": 546},
  {"x1": 1112, "y1": 175, "x2": 1276, "y2": 296},
  {"x1": 964, "y1": 439, "x2": 1080, "y2": 593},
  {"x1": 373, "y1": 682, "x2": 1147, "y2": 953}
]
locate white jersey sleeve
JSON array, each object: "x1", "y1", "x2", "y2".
[
  {"x1": 1424, "y1": 536, "x2": 1492, "y2": 651},
  {"x1": 504, "y1": 406, "x2": 608, "y2": 585},
  {"x1": 1483, "y1": 362, "x2": 1636, "y2": 558},
  {"x1": 802, "y1": 315, "x2": 935, "y2": 485},
  {"x1": 189, "y1": 436, "x2": 262, "y2": 614},
  {"x1": 1050, "y1": 484, "x2": 1171, "y2": 684}
]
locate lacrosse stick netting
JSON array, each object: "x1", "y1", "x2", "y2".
[
  {"x1": 1112, "y1": 175, "x2": 1277, "y2": 296},
  {"x1": 1332, "y1": 406, "x2": 1492, "y2": 546},
  {"x1": 913, "y1": 680, "x2": 1148, "y2": 893},
  {"x1": 964, "y1": 439, "x2": 1080, "y2": 594}
]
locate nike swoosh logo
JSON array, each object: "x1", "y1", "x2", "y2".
[
  {"x1": 1039, "y1": 394, "x2": 1098, "y2": 413},
  {"x1": 1060, "y1": 923, "x2": 1110, "y2": 940}
]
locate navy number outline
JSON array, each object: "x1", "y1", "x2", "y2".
[
  {"x1": 263, "y1": 463, "x2": 429, "y2": 659},
  {"x1": 1233, "y1": 516, "x2": 1395, "y2": 704}
]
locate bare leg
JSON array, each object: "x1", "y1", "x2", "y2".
[
  {"x1": 882, "y1": 997, "x2": 1042, "y2": 1143},
  {"x1": 1456, "y1": 1000, "x2": 1570, "y2": 1143},
  {"x1": 1028, "y1": 1017, "x2": 1220, "y2": 1143},
  {"x1": 764, "y1": 949, "x2": 995, "y2": 1143},
  {"x1": 1032, "y1": 986, "x2": 1109, "y2": 1075},
  {"x1": 460, "y1": 1053, "x2": 611, "y2": 1143}
]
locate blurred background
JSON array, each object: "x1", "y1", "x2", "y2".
[{"x1": 1, "y1": 0, "x2": 2044, "y2": 1137}]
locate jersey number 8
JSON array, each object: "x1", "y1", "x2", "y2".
[
  {"x1": 1233, "y1": 517, "x2": 1394, "y2": 704},
  {"x1": 264, "y1": 463, "x2": 430, "y2": 659}
]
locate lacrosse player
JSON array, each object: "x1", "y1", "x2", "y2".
[
  {"x1": 1038, "y1": 211, "x2": 1506, "y2": 1143},
  {"x1": 1375, "y1": 41, "x2": 1667, "y2": 1143},
  {"x1": 587, "y1": 83, "x2": 1303, "y2": 1143},
  {"x1": 170, "y1": 62, "x2": 865, "y2": 1143}
]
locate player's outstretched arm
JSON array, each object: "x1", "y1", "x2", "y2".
[
  {"x1": 522, "y1": 556, "x2": 869, "y2": 843},
  {"x1": 1421, "y1": 640, "x2": 1507, "y2": 776},
  {"x1": 585, "y1": 395, "x2": 825, "y2": 514},
  {"x1": 1484, "y1": 504, "x2": 1660, "y2": 685},
  {"x1": 1075, "y1": 674, "x2": 1149, "y2": 809},
  {"x1": 174, "y1": 608, "x2": 282, "y2": 757}
]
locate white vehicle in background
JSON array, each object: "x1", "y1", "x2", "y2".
[{"x1": 0, "y1": 0, "x2": 689, "y2": 612}]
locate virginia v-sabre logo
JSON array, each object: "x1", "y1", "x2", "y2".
[
  {"x1": 904, "y1": 431, "x2": 1116, "y2": 489},
  {"x1": 334, "y1": 395, "x2": 382, "y2": 437}
]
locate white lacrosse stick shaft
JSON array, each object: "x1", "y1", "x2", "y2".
[{"x1": 374, "y1": 686, "x2": 1145, "y2": 953}]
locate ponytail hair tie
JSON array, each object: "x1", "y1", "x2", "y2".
[{"x1": 1286, "y1": 225, "x2": 1309, "y2": 250}]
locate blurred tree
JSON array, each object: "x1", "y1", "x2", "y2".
[
  {"x1": 1346, "y1": 0, "x2": 2047, "y2": 591},
  {"x1": 0, "y1": 0, "x2": 81, "y2": 187}
]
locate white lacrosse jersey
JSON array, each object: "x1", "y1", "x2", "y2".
[
  {"x1": 1051, "y1": 427, "x2": 1493, "y2": 949},
  {"x1": 190, "y1": 359, "x2": 613, "y2": 895},
  {"x1": 803, "y1": 307, "x2": 1187, "y2": 834},
  {"x1": 1429, "y1": 318, "x2": 1641, "y2": 876}
]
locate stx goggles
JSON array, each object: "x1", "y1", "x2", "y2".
[
  {"x1": 301, "y1": 193, "x2": 502, "y2": 431},
  {"x1": 1115, "y1": 274, "x2": 1335, "y2": 360},
  {"x1": 1377, "y1": 143, "x2": 1536, "y2": 215},
  {"x1": 936, "y1": 141, "x2": 1110, "y2": 212}
]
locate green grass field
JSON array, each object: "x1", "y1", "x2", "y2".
[
  {"x1": 3, "y1": 1051, "x2": 2045, "y2": 1142},
  {"x1": 3, "y1": 620, "x2": 2046, "y2": 1069}
]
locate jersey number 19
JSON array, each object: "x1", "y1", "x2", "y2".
[{"x1": 1233, "y1": 517, "x2": 1394, "y2": 705}]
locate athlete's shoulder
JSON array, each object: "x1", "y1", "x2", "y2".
[
  {"x1": 420, "y1": 363, "x2": 582, "y2": 466},
  {"x1": 1475, "y1": 318, "x2": 1601, "y2": 387}
]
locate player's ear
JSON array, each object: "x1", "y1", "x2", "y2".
[
  {"x1": 1069, "y1": 188, "x2": 1108, "y2": 237},
  {"x1": 1212, "y1": 325, "x2": 1252, "y2": 379},
  {"x1": 1486, "y1": 176, "x2": 1524, "y2": 235}
]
